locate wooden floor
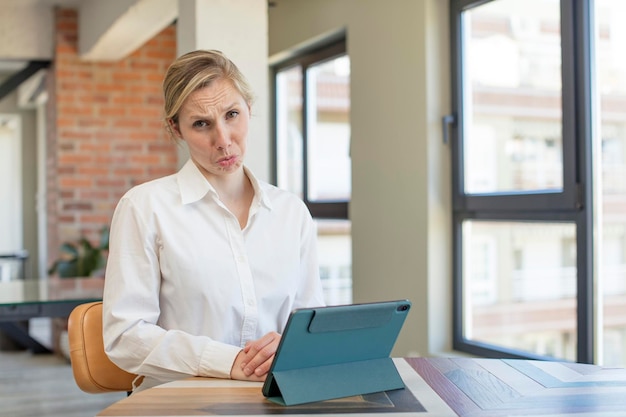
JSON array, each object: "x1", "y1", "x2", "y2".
[{"x1": 0, "y1": 350, "x2": 125, "y2": 417}]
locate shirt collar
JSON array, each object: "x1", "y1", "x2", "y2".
[{"x1": 177, "y1": 159, "x2": 272, "y2": 210}]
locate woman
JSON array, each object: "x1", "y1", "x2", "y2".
[{"x1": 102, "y1": 50, "x2": 325, "y2": 391}]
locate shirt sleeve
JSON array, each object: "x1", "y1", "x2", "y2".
[{"x1": 102, "y1": 195, "x2": 242, "y2": 383}]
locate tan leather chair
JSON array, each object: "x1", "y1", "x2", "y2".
[{"x1": 68, "y1": 301, "x2": 141, "y2": 393}]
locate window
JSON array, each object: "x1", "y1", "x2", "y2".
[
  {"x1": 0, "y1": 114, "x2": 23, "y2": 277},
  {"x1": 450, "y1": 0, "x2": 602, "y2": 363},
  {"x1": 595, "y1": 0, "x2": 626, "y2": 367},
  {"x1": 272, "y1": 39, "x2": 352, "y2": 305}
]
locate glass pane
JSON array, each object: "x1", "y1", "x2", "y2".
[
  {"x1": 463, "y1": 220, "x2": 577, "y2": 361},
  {"x1": 276, "y1": 65, "x2": 303, "y2": 198},
  {"x1": 595, "y1": 0, "x2": 626, "y2": 367},
  {"x1": 316, "y1": 219, "x2": 352, "y2": 305},
  {"x1": 306, "y1": 55, "x2": 351, "y2": 202},
  {"x1": 462, "y1": 0, "x2": 563, "y2": 194}
]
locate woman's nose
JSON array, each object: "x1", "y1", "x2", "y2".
[{"x1": 213, "y1": 123, "x2": 231, "y2": 150}]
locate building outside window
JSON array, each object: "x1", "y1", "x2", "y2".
[
  {"x1": 451, "y1": 0, "x2": 626, "y2": 366},
  {"x1": 273, "y1": 40, "x2": 352, "y2": 306}
]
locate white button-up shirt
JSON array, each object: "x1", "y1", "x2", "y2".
[{"x1": 103, "y1": 160, "x2": 325, "y2": 390}]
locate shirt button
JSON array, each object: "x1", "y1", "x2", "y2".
[{"x1": 236, "y1": 256, "x2": 245, "y2": 262}]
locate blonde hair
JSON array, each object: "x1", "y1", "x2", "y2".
[{"x1": 162, "y1": 50, "x2": 255, "y2": 140}]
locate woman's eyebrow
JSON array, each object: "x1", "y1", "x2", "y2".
[{"x1": 225, "y1": 101, "x2": 242, "y2": 109}]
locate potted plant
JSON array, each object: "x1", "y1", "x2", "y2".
[
  {"x1": 48, "y1": 226, "x2": 109, "y2": 278},
  {"x1": 48, "y1": 226, "x2": 109, "y2": 359}
]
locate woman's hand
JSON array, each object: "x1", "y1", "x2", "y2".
[{"x1": 230, "y1": 331, "x2": 281, "y2": 381}]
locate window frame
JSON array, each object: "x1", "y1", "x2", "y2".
[
  {"x1": 450, "y1": 0, "x2": 595, "y2": 363},
  {"x1": 270, "y1": 38, "x2": 349, "y2": 220}
]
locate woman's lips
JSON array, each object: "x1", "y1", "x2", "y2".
[{"x1": 218, "y1": 155, "x2": 237, "y2": 167}]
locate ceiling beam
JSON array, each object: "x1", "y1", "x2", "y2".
[
  {"x1": 0, "y1": 60, "x2": 50, "y2": 101},
  {"x1": 79, "y1": 0, "x2": 177, "y2": 61}
]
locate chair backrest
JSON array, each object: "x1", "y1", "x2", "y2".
[{"x1": 68, "y1": 301, "x2": 140, "y2": 393}]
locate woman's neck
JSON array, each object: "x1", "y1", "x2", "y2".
[{"x1": 208, "y1": 169, "x2": 254, "y2": 228}]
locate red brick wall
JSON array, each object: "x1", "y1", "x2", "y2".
[{"x1": 48, "y1": 9, "x2": 178, "y2": 267}]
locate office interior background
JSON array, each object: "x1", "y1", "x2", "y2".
[{"x1": 1, "y1": 0, "x2": 626, "y2": 370}]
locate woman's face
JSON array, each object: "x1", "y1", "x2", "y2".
[{"x1": 170, "y1": 78, "x2": 251, "y2": 180}]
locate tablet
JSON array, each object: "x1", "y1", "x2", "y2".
[{"x1": 262, "y1": 299, "x2": 412, "y2": 406}]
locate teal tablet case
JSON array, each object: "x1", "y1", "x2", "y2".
[{"x1": 262, "y1": 299, "x2": 412, "y2": 406}]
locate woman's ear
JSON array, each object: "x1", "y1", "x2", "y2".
[{"x1": 168, "y1": 118, "x2": 182, "y2": 139}]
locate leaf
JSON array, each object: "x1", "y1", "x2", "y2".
[
  {"x1": 99, "y1": 226, "x2": 110, "y2": 250},
  {"x1": 49, "y1": 226, "x2": 109, "y2": 278}
]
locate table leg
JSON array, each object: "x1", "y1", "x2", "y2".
[{"x1": 0, "y1": 322, "x2": 51, "y2": 353}]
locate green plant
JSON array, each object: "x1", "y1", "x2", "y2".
[{"x1": 48, "y1": 226, "x2": 109, "y2": 278}]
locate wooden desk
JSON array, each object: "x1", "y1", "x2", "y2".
[{"x1": 97, "y1": 357, "x2": 626, "y2": 417}]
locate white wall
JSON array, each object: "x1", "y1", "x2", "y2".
[{"x1": 268, "y1": 0, "x2": 452, "y2": 357}]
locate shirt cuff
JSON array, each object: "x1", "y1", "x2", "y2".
[{"x1": 198, "y1": 342, "x2": 243, "y2": 379}]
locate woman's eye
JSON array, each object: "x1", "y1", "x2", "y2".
[
  {"x1": 226, "y1": 110, "x2": 239, "y2": 119},
  {"x1": 192, "y1": 120, "x2": 208, "y2": 128}
]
